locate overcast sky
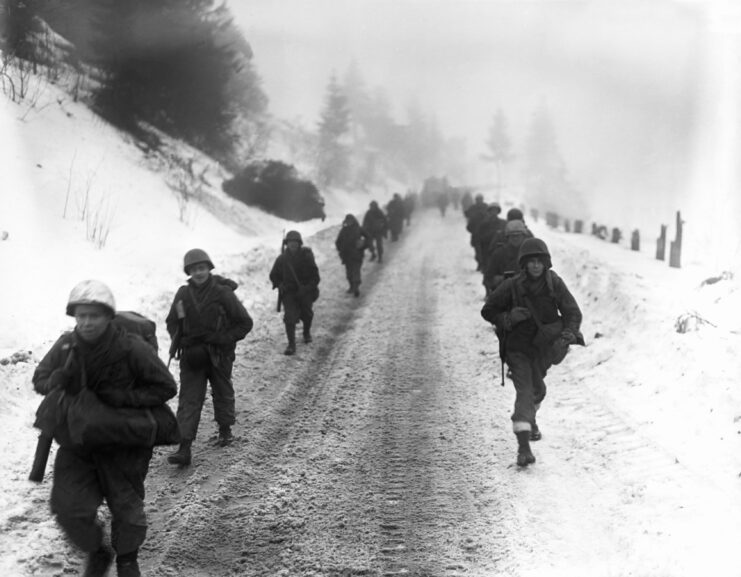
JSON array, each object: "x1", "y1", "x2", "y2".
[
  {"x1": 229, "y1": 0, "x2": 741, "y2": 247},
  {"x1": 232, "y1": 0, "x2": 704, "y2": 139}
]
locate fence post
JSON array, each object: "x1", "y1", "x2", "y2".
[
  {"x1": 669, "y1": 211, "x2": 683, "y2": 268},
  {"x1": 656, "y1": 224, "x2": 667, "y2": 261},
  {"x1": 631, "y1": 229, "x2": 640, "y2": 251}
]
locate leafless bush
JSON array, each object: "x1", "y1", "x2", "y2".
[
  {"x1": 0, "y1": 57, "x2": 17, "y2": 101},
  {"x1": 85, "y1": 194, "x2": 116, "y2": 249},
  {"x1": 167, "y1": 167, "x2": 201, "y2": 226}
]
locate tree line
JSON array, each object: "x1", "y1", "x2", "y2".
[
  {"x1": 482, "y1": 103, "x2": 585, "y2": 218},
  {"x1": 2, "y1": 0, "x2": 266, "y2": 170}
]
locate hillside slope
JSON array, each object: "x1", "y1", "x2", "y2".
[{"x1": 0, "y1": 80, "x2": 372, "y2": 355}]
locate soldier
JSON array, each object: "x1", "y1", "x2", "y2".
[
  {"x1": 475, "y1": 203, "x2": 507, "y2": 272},
  {"x1": 335, "y1": 213, "x2": 372, "y2": 297},
  {"x1": 270, "y1": 230, "x2": 321, "y2": 355},
  {"x1": 481, "y1": 238, "x2": 584, "y2": 467},
  {"x1": 403, "y1": 190, "x2": 417, "y2": 226},
  {"x1": 32, "y1": 280, "x2": 177, "y2": 577},
  {"x1": 436, "y1": 190, "x2": 450, "y2": 217},
  {"x1": 386, "y1": 193, "x2": 406, "y2": 241},
  {"x1": 483, "y1": 219, "x2": 529, "y2": 296},
  {"x1": 362, "y1": 200, "x2": 389, "y2": 263},
  {"x1": 487, "y1": 207, "x2": 532, "y2": 254},
  {"x1": 464, "y1": 193, "x2": 488, "y2": 270},
  {"x1": 166, "y1": 249, "x2": 253, "y2": 467},
  {"x1": 460, "y1": 188, "x2": 473, "y2": 213}
]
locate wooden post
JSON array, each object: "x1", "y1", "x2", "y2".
[
  {"x1": 611, "y1": 227, "x2": 622, "y2": 244},
  {"x1": 574, "y1": 220, "x2": 583, "y2": 234},
  {"x1": 669, "y1": 210, "x2": 683, "y2": 268},
  {"x1": 631, "y1": 229, "x2": 640, "y2": 251},
  {"x1": 656, "y1": 224, "x2": 667, "y2": 261}
]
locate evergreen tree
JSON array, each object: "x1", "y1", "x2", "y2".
[
  {"x1": 1, "y1": 0, "x2": 40, "y2": 61},
  {"x1": 316, "y1": 73, "x2": 350, "y2": 187},
  {"x1": 482, "y1": 108, "x2": 513, "y2": 202},
  {"x1": 89, "y1": 0, "x2": 266, "y2": 162},
  {"x1": 522, "y1": 103, "x2": 571, "y2": 212}
]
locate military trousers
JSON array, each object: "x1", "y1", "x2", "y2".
[
  {"x1": 344, "y1": 261, "x2": 362, "y2": 290},
  {"x1": 506, "y1": 351, "x2": 547, "y2": 433},
  {"x1": 51, "y1": 445, "x2": 152, "y2": 555},
  {"x1": 177, "y1": 357, "x2": 235, "y2": 441},
  {"x1": 281, "y1": 291, "x2": 314, "y2": 328}
]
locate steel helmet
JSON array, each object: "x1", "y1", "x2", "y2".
[
  {"x1": 505, "y1": 219, "x2": 528, "y2": 236},
  {"x1": 285, "y1": 230, "x2": 303, "y2": 244},
  {"x1": 506, "y1": 208, "x2": 524, "y2": 221},
  {"x1": 183, "y1": 248, "x2": 214, "y2": 275},
  {"x1": 66, "y1": 280, "x2": 116, "y2": 317},
  {"x1": 517, "y1": 237, "x2": 552, "y2": 269}
]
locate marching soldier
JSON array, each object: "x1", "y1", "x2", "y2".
[
  {"x1": 33, "y1": 280, "x2": 177, "y2": 577},
  {"x1": 335, "y1": 214, "x2": 372, "y2": 297},
  {"x1": 270, "y1": 231, "x2": 321, "y2": 355},
  {"x1": 166, "y1": 249, "x2": 253, "y2": 467}
]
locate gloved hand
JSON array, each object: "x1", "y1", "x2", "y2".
[
  {"x1": 561, "y1": 329, "x2": 577, "y2": 345},
  {"x1": 47, "y1": 368, "x2": 73, "y2": 392},
  {"x1": 508, "y1": 307, "x2": 532, "y2": 326}
]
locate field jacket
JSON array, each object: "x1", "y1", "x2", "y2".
[{"x1": 481, "y1": 269, "x2": 583, "y2": 356}]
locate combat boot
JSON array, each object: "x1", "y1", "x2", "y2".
[
  {"x1": 515, "y1": 431, "x2": 536, "y2": 467},
  {"x1": 116, "y1": 550, "x2": 141, "y2": 577},
  {"x1": 83, "y1": 545, "x2": 113, "y2": 577},
  {"x1": 217, "y1": 425, "x2": 233, "y2": 447},
  {"x1": 167, "y1": 439, "x2": 192, "y2": 467},
  {"x1": 284, "y1": 323, "x2": 296, "y2": 355}
]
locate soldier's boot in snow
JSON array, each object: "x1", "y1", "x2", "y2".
[
  {"x1": 217, "y1": 425, "x2": 233, "y2": 447},
  {"x1": 516, "y1": 431, "x2": 536, "y2": 467},
  {"x1": 116, "y1": 550, "x2": 140, "y2": 577},
  {"x1": 167, "y1": 439, "x2": 192, "y2": 467},
  {"x1": 530, "y1": 422, "x2": 542, "y2": 441},
  {"x1": 284, "y1": 323, "x2": 296, "y2": 355},
  {"x1": 303, "y1": 320, "x2": 312, "y2": 344},
  {"x1": 83, "y1": 545, "x2": 113, "y2": 577}
]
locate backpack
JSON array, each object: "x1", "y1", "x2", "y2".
[{"x1": 112, "y1": 311, "x2": 159, "y2": 352}]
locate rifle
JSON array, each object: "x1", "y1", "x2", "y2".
[
  {"x1": 29, "y1": 345, "x2": 75, "y2": 483},
  {"x1": 167, "y1": 300, "x2": 186, "y2": 368},
  {"x1": 276, "y1": 230, "x2": 285, "y2": 313}
]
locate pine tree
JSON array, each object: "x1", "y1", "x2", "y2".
[
  {"x1": 89, "y1": 0, "x2": 266, "y2": 162},
  {"x1": 316, "y1": 73, "x2": 350, "y2": 187},
  {"x1": 482, "y1": 108, "x2": 513, "y2": 203},
  {"x1": 1, "y1": 0, "x2": 40, "y2": 61},
  {"x1": 522, "y1": 103, "x2": 570, "y2": 212}
]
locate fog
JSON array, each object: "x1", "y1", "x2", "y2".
[{"x1": 232, "y1": 0, "x2": 741, "y2": 272}]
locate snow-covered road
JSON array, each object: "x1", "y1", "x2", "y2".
[
  {"x1": 142, "y1": 210, "x2": 741, "y2": 576},
  {"x1": 2, "y1": 209, "x2": 740, "y2": 577}
]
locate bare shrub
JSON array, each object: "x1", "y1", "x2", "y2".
[{"x1": 85, "y1": 194, "x2": 116, "y2": 249}]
